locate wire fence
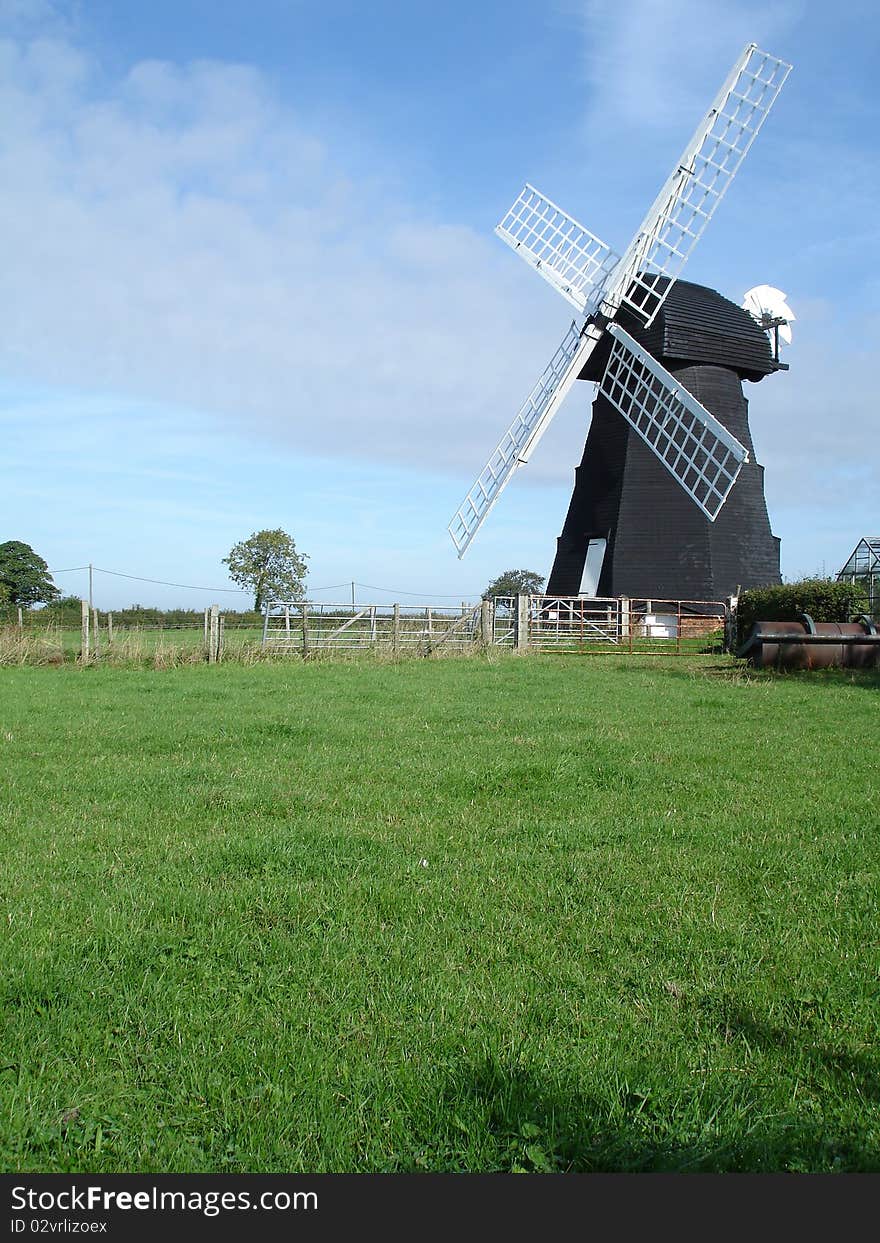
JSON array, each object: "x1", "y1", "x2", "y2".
[
  {"x1": 0, "y1": 601, "x2": 485, "y2": 665},
  {"x1": 2, "y1": 595, "x2": 730, "y2": 665}
]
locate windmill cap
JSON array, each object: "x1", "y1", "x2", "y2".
[{"x1": 580, "y1": 278, "x2": 779, "y2": 383}]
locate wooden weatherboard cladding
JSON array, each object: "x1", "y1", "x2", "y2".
[{"x1": 553, "y1": 279, "x2": 781, "y2": 602}]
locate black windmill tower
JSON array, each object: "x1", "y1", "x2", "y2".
[
  {"x1": 448, "y1": 44, "x2": 793, "y2": 604},
  {"x1": 548, "y1": 278, "x2": 786, "y2": 600}
]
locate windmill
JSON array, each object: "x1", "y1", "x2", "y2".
[{"x1": 447, "y1": 43, "x2": 793, "y2": 603}]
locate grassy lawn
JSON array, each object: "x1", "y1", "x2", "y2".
[{"x1": 1, "y1": 654, "x2": 877, "y2": 1172}]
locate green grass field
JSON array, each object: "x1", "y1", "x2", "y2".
[{"x1": 1, "y1": 654, "x2": 878, "y2": 1172}]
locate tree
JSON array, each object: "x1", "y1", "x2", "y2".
[
  {"x1": 222, "y1": 529, "x2": 308, "y2": 610},
  {"x1": 483, "y1": 569, "x2": 545, "y2": 599},
  {"x1": 0, "y1": 541, "x2": 60, "y2": 608}
]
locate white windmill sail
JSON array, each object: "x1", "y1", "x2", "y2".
[
  {"x1": 601, "y1": 325, "x2": 748, "y2": 520},
  {"x1": 611, "y1": 44, "x2": 792, "y2": 327},
  {"x1": 495, "y1": 184, "x2": 620, "y2": 315},
  {"x1": 448, "y1": 322, "x2": 602, "y2": 557}
]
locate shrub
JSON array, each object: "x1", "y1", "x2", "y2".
[
  {"x1": 736, "y1": 578, "x2": 870, "y2": 646},
  {"x1": 40, "y1": 595, "x2": 83, "y2": 626}
]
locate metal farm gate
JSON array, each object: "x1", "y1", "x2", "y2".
[
  {"x1": 491, "y1": 597, "x2": 517, "y2": 647},
  {"x1": 262, "y1": 600, "x2": 482, "y2": 655},
  {"x1": 495, "y1": 595, "x2": 727, "y2": 655}
]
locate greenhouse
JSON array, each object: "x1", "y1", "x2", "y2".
[{"x1": 837, "y1": 536, "x2": 880, "y2": 615}]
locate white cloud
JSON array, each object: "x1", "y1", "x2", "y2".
[
  {"x1": 0, "y1": 0, "x2": 60, "y2": 25},
  {"x1": 0, "y1": 27, "x2": 566, "y2": 483},
  {"x1": 580, "y1": 0, "x2": 802, "y2": 132},
  {"x1": 752, "y1": 322, "x2": 878, "y2": 506}
]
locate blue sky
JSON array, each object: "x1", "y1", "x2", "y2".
[{"x1": 1, "y1": 0, "x2": 877, "y2": 609}]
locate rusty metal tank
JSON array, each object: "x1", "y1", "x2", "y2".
[{"x1": 737, "y1": 614, "x2": 880, "y2": 669}]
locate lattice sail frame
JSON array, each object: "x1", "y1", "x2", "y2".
[
  {"x1": 601, "y1": 325, "x2": 748, "y2": 520},
  {"x1": 495, "y1": 184, "x2": 620, "y2": 314},
  {"x1": 448, "y1": 322, "x2": 600, "y2": 556},
  {"x1": 612, "y1": 44, "x2": 792, "y2": 326}
]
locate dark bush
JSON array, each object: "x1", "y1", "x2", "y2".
[
  {"x1": 736, "y1": 578, "x2": 870, "y2": 647},
  {"x1": 39, "y1": 595, "x2": 83, "y2": 625}
]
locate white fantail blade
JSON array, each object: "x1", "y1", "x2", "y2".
[
  {"x1": 744, "y1": 283, "x2": 788, "y2": 307},
  {"x1": 447, "y1": 322, "x2": 603, "y2": 557},
  {"x1": 743, "y1": 283, "x2": 796, "y2": 318},
  {"x1": 742, "y1": 287, "x2": 766, "y2": 318},
  {"x1": 742, "y1": 283, "x2": 796, "y2": 343},
  {"x1": 601, "y1": 324, "x2": 749, "y2": 522},
  {"x1": 495, "y1": 184, "x2": 620, "y2": 314},
  {"x1": 610, "y1": 44, "x2": 792, "y2": 327}
]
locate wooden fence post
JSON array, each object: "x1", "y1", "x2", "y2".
[
  {"x1": 392, "y1": 603, "x2": 400, "y2": 654},
  {"x1": 107, "y1": 613, "x2": 113, "y2": 645},
  {"x1": 80, "y1": 598, "x2": 90, "y2": 663},
  {"x1": 480, "y1": 599, "x2": 493, "y2": 646},
  {"x1": 515, "y1": 594, "x2": 529, "y2": 650},
  {"x1": 676, "y1": 600, "x2": 682, "y2": 654},
  {"x1": 17, "y1": 607, "x2": 23, "y2": 631},
  {"x1": 725, "y1": 595, "x2": 738, "y2": 655},
  {"x1": 92, "y1": 607, "x2": 100, "y2": 658},
  {"x1": 218, "y1": 616, "x2": 225, "y2": 663},
  {"x1": 208, "y1": 604, "x2": 219, "y2": 664}
]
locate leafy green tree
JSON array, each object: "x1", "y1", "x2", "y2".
[
  {"x1": 483, "y1": 569, "x2": 545, "y2": 599},
  {"x1": 0, "y1": 541, "x2": 60, "y2": 608},
  {"x1": 222, "y1": 529, "x2": 308, "y2": 610}
]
